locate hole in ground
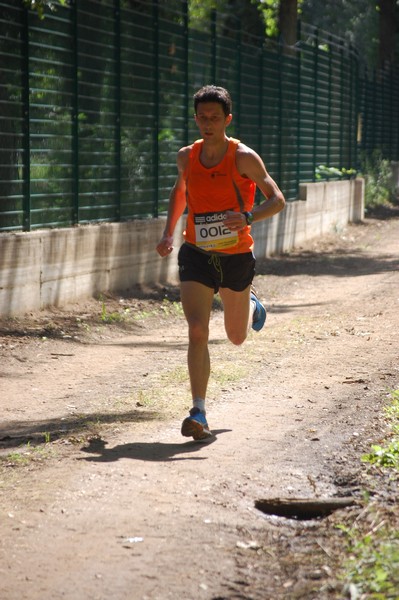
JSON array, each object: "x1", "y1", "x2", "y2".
[{"x1": 255, "y1": 497, "x2": 356, "y2": 521}]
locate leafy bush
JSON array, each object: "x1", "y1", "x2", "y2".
[
  {"x1": 315, "y1": 165, "x2": 357, "y2": 180},
  {"x1": 362, "y1": 390, "x2": 399, "y2": 469},
  {"x1": 360, "y1": 150, "x2": 395, "y2": 209}
]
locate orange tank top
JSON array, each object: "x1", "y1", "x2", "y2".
[{"x1": 183, "y1": 138, "x2": 256, "y2": 254}]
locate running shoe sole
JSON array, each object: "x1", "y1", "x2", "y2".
[{"x1": 181, "y1": 417, "x2": 213, "y2": 441}]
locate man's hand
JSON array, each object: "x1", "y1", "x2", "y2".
[
  {"x1": 223, "y1": 210, "x2": 247, "y2": 231},
  {"x1": 156, "y1": 234, "x2": 174, "y2": 257}
]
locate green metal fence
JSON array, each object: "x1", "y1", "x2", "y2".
[
  {"x1": 0, "y1": 0, "x2": 398, "y2": 232},
  {"x1": 360, "y1": 65, "x2": 399, "y2": 161}
]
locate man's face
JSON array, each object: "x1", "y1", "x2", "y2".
[{"x1": 194, "y1": 102, "x2": 232, "y2": 140}]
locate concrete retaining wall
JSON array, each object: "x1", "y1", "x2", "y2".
[
  {"x1": 0, "y1": 178, "x2": 364, "y2": 317},
  {"x1": 253, "y1": 177, "x2": 364, "y2": 256}
]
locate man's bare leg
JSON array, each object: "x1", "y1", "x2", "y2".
[
  {"x1": 180, "y1": 281, "x2": 214, "y2": 440},
  {"x1": 219, "y1": 284, "x2": 253, "y2": 345},
  {"x1": 220, "y1": 284, "x2": 266, "y2": 343},
  {"x1": 180, "y1": 280, "x2": 214, "y2": 400}
]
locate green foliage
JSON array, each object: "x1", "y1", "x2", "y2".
[
  {"x1": 315, "y1": 165, "x2": 357, "y2": 180},
  {"x1": 100, "y1": 300, "x2": 131, "y2": 324},
  {"x1": 254, "y1": 0, "x2": 304, "y2": 38},
  {"x1": 362, "y1": 390, "x2": 399, "y2": 469},
  {"x1": 256, "y1": 0, "x2": 280, "y2": 38},
  {"x1": 23, "y1": 0, "x2": 68, "y2": 20},
  {"x1": 363, "y1": 441, "x2": 399, "y2": 468},
  {"x1": 300, "y1": 0, "x2": 380, "y2": 69},
  {"x1": 99, "y1": 297, "x2": 183, "y2": 324},
  {"x1": 384, "y1": 390, "x2": 399, "y2": 422},
  {"x1": 360, "y1": 150, "x2": 395, "y2": 209},
  {"x1": 188, "y1": 0, "x2": 389, "y2": 65},
  {"x1": 337, "y1": 390, "x2": 399, "y2": 598},
  {"x1": 2, "y1": 439, "x2": 53, "y2": 466},
  {"x1": 160, "y1": 299, "x2": 184, "y2": 317},
  {"x1": 189, "y1": 0, "x2": 397, "y2": 66},
  {"x1": 190, "y1": 0, "x2": 266, "y2": 37},
  {"x1": 189, "y1": 0, "x2": 218, "y2": 29},
  {"x1": 341, "y1": 523, "x2": 399, "y2": 598}
]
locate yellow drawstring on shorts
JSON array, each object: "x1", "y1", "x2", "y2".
[{"x1": 208, "y1": 255, "x2": 223, "y2": 283}]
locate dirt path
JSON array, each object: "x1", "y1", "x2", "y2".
[{"x1": 0, "y1": 211, "x2": 398, "y2": 600}]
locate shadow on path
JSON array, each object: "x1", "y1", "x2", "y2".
[
  {"x1": 0, "y1": 410, "x2": 160, "y2": 450},
  {"x1": 79, "y1": 430, "x2": 231, "y2": 462},
  {"x1": 257, "y1": 248, "x2": 398, "y2": 279}
]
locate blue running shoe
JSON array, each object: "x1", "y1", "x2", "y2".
[
  {"x1": 251, "y1": 288, "x2": 267, "y2": 332},
  {"x1": 181, "y1": 407, "x2": 212, "y2": 441}
]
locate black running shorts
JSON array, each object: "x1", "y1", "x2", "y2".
[{"x1": 178, "y1": 243, "x2": 255, "y2": 293}]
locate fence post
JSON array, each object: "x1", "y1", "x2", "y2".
[
  {"x1": 371, "y1": 70, "x2": 377, "y2": 152},
  {"x1": 395, "y1": 68, "x2": 399, "y2": 158},
  {"x1": 152, "y1": 0, "x2": 159, "y2": 218},
  {"x1": 339, "y1": 41, "x2": 345, "y2": 169},
  {"x1": 114, "y1": 0, "x2": 121, "y2": 221},
  {"x1": 396, "y1": 68, "x2": 399, "y2": 158},
  {"x1": 327, "y1": 34, "x2": 332, "y2": 173},
  {"x1": 296, "y1": 20, "x2": 301, "y2": 196},
  {"x1": 211, "y1": 9, "x2": 216, "y2": 84},
  {"x1": 387, "y1": 65, "x2": 395, "y2": 158},
  {"x1": 22, "y1": 6, "x2": 30, "y2": 232},
  {"x1": 312, "y1": 28, "x2": 319, "y2": 181},
  {"x1": 277, "y1": 39, "x2": 283, "y2": 186},
  {"x1": 355, "y1": 63, "x2": 362, "y2": 168},
  {"x1": 348, "y1": 44, "x2": 358, "y2": 169},
  {"x1": 235, "y1": 19, "x2": 241, "y2": 137},
  {"x1": 182, "y1": 0, "x2": 189, "y2": 147},
  {"x1": 72, "y1": 0, "x2": 79, "y2": 225},
  {"x1": 257, "y1": 40, "x2": 264, "y2": 158}
]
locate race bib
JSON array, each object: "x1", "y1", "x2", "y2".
[{"x1": 194, "y1": 210, "x2": 238, "y2": 251}]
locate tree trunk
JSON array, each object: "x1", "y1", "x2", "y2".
[
  {"x1": 378, "y1": 0, "x2": 397, "y2": 68},
  {"x1": 279, "y1": 0, "x2": 298, "y2": 47}
]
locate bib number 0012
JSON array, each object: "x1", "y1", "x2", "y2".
[{"x1": 194, "y1": 210, "x2": 238, "y2": 251}]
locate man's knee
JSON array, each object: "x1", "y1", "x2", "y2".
[
  {"x1": 187, "y1": 319, "x2": 209, "y2": 345},
  {"x1": 226, "y1": 328, "x2": 247, "y2": 346}
]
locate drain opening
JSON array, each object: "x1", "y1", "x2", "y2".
[{"x1": 255, "y1": 497, "x2": 356, "y2": 521}]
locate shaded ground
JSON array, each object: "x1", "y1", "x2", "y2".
[{"x1": 0, "y1": 206, "x2": 398, "y2": 600}]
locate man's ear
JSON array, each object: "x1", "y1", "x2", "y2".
[{"x1": 226, "y1": 113, "x2": 233, "y2": 126}]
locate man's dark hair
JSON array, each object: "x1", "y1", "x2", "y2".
[{"x1": 193, "y1": 85, "x2": 232, "y2": 117}]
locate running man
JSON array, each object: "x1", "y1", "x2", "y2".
[{"x1": 156, "y1": 85, "x2": 285, "y2": 441}]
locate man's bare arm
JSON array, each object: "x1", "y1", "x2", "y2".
[
  {"x1": 156, "y1": 148, "x2": 190, "y2": 257},
  {"x1": 237, "y1": 144, "x2": 286, "y2": 222}
]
